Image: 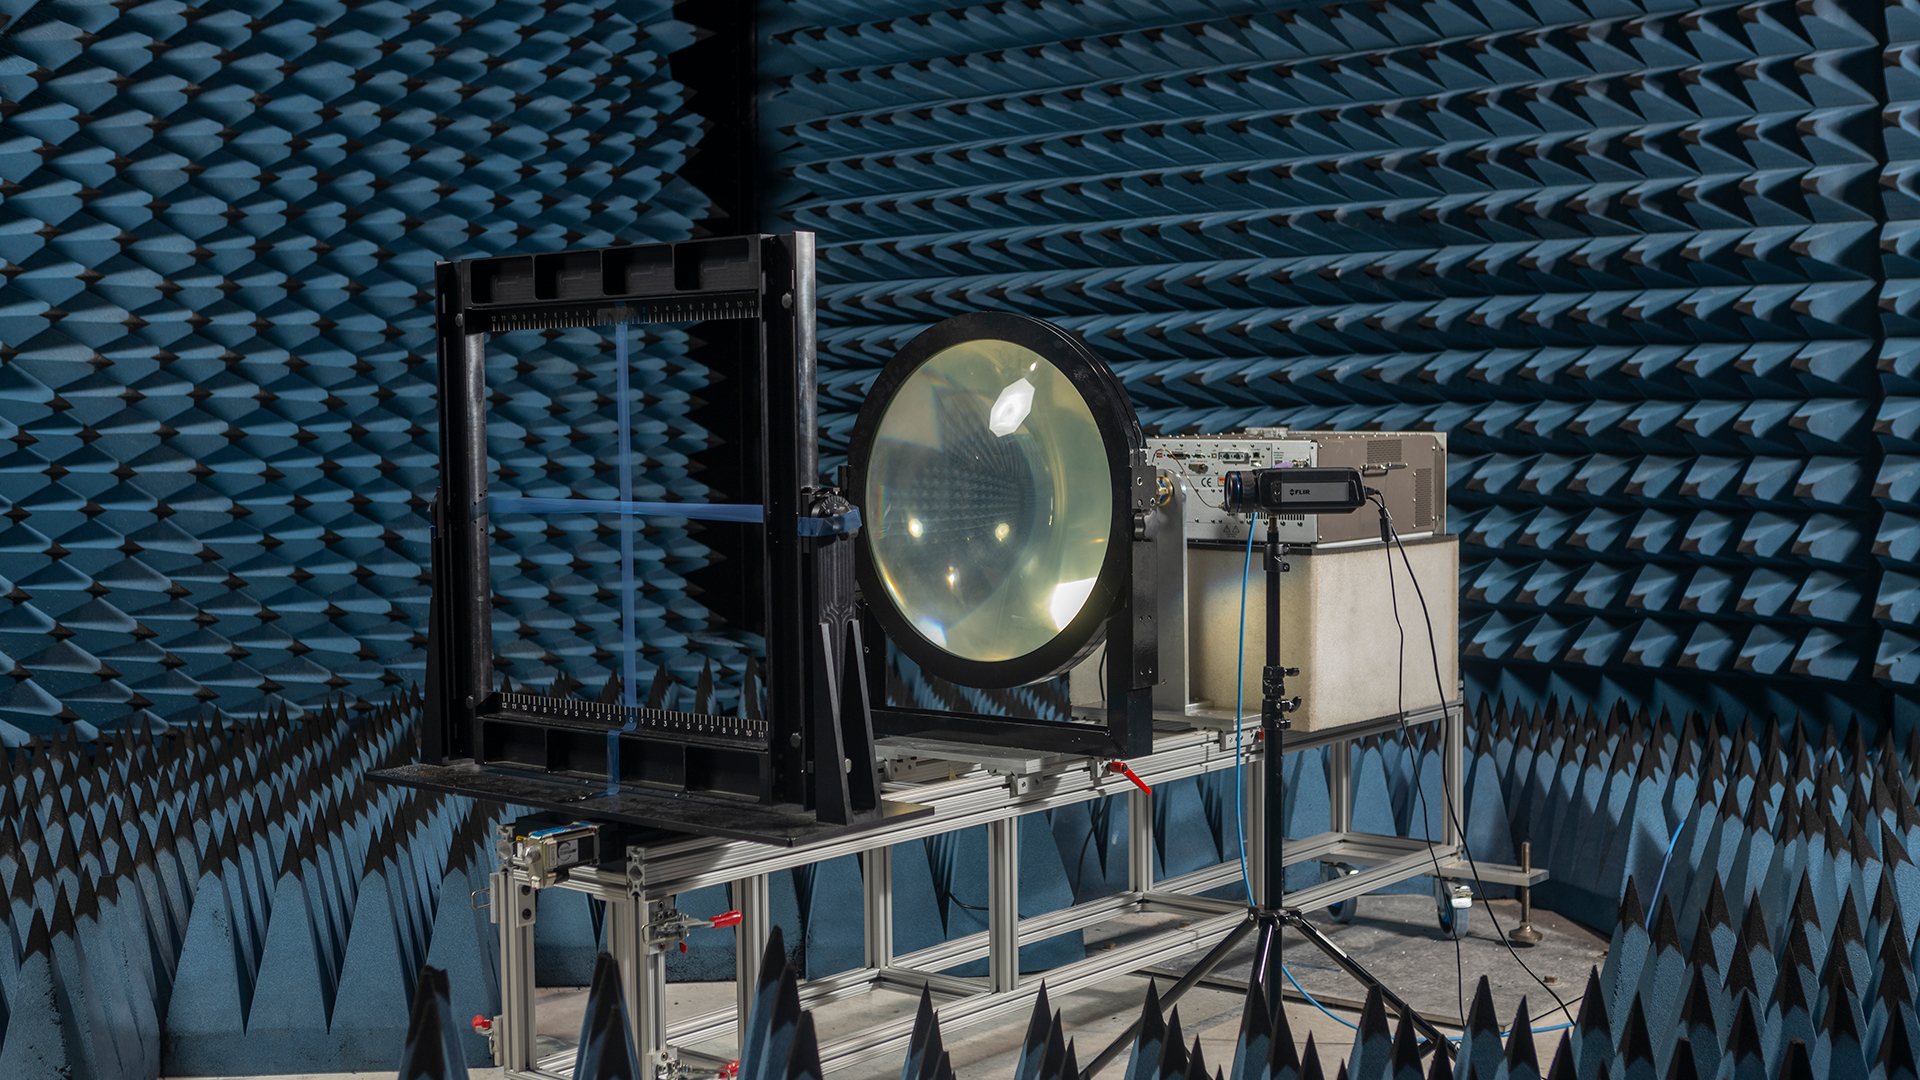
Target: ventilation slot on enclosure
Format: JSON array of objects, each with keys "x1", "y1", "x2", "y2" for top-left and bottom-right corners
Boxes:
[
  {"x1": 1413, "y1": 468, "x2": 1433, "y2": 529},
  {"x1": 1367, "y1": 439, "x2": 1402, "y2": 465}
]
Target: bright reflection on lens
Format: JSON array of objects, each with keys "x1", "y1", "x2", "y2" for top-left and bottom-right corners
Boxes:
[
  {"x1": 1048, "y1": 578, "x2": 1098, "y2": 632},
  {"x1": 866, "y1": 338, "x2": 1111, "y2": 663},
  {"x1": 988, "y1": 378, "x2": 1034, "y2": 437}
]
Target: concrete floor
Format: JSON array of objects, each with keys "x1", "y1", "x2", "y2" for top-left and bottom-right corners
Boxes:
[{"x1": 170, "y1": 896, "x2": 1604, "y2": 1080}]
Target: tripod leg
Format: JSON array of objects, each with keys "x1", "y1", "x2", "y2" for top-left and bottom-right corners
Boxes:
[
  {"x1": 1280, "y1": 910, "x2": 1455, "y2": 1062},
  {"x1": 1085, "y1": 912, "x2": 1260, "y2": 1078},
  {"x1": 1248, "y1": 910, "x2": 1284, "y2": 1010}
]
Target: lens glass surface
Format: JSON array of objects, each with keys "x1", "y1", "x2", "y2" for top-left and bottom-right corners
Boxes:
[{"x1": 865, "y1": 338, "x2": 1113, "y2": 663}]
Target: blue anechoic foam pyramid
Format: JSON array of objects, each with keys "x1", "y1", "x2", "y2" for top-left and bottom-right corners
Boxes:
[
  {"x1": 760, "y1": 0, "x2": 1892, "y2": 725},
  {"x1": 0, "y1": 0, "x2": 710, "y2": 738},
  {"x1": 1478, "y1": 692, "x2": 1920, "y2": 947},
  {"x1": 1881, "y1": 1, "x2": 1920, "y2": 698},
  {"x1": 1476, "y1": 691, "x2": 1920, "y2": 1080},
  {"x1": 0, "y1": 690, "x2": 520, "y2": 1078}
]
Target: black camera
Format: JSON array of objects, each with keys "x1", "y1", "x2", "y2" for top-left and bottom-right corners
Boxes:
[{"x1": 1221, "y1": 466, "x2": 1370, "y2": 515}]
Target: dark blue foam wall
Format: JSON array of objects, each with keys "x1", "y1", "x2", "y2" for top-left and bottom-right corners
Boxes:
[
  {"x1": 760, "y1": 0, "x2": 1904, "y2": 728},
  {"x1": 483, "y1": 325, "x2": 762, "y2": 705},
  {"x1": 0, "y1": 0, "x2": 710, "y2": 739},
  {"x1": 1884, "y1": 3, "x2": 1920, "y2": 692}
]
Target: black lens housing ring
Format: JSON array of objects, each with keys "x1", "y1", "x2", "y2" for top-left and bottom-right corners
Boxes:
[{"x1": 847, "y1": 312, "x2": 1143, "y2": 689}]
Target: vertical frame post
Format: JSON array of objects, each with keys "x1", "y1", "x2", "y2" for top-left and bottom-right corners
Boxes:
[
  {"x1": 604, "y1": 892, "x2": 649, "y2": 1070},
  {"x1": 1150, "y1": 479, "x2": 1188, "y2": 713},
  {"x1": 1443, "y1": 706, "x2": 1463, "y2": 848},
  {"x1": 430, "y1": 260, "x2": 492, "y2": 762},
  {"x1": 1105, "y1": 450, "x2": 1157, "y2": 756},
  {"x1": 607, "y1": 894, "x2": 670, "y2": 1071},
  {"x1": 733, "y1": 874, "x2": 770, "y2": 1041},
  {"x1": 762, "y1": 234, "x2": 816, "y2": 806},
  {"x1": 863, "y1": 846, "x2": 893, "y2": 970},
  {"x1": 987, "y1": 818, "x2": 1020, "y2": 993},
  {"x1": 1128, "y1": 787, "x2": 1153, "y2": 894},
  {"x1": 1328, "y1": 742, "x2": 1353, "y2": 835},
  {"x1": 640, "y1": 899, "x2": 669, "y2": 1069},
  {"x1": 495, "y1": 862, "x2": 537, "y2": 1073}
]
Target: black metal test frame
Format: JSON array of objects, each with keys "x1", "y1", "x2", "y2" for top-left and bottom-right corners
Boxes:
[{"x1": 376, "y1": 232, "x2": 928, "y2": 845}]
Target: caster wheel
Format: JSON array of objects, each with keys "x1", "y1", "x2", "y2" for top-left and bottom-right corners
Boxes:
[
  {"x1": 1323, "y1": 863, "x2": 1360, "y2": 924},
  {"x1": 1436, "y1": 881, "x2": 1472, "y2": 939}
]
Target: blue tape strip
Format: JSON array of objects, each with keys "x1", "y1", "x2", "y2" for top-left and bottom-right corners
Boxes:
[
  {"x1": 796, "y1": 507, "x2": 862, "y2": 536},
  {"x1": 526, "y1": 823, "x2": 591, "y2": 840},
  {"x1": 490, "y1": 495, "x2": 765, "y2": 524}
]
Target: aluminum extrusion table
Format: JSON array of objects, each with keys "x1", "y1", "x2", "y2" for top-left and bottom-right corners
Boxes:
[{"x1": 482, "y1": 699, "x2": 1543, "y2": 1079}]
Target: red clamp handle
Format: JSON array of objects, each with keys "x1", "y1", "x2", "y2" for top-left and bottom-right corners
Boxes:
[
  {"x1": 472, "y1": 1015, "x2": 493, "y2": 1034},
  {"x1": 710, "y1": 910, "x2": 744, "y2": 929},
  {"x1": 1107, "y1": 761, "x2": 1151, "y2": 794},
  {"x1": 718, "y1": 1062, "x2": 741, "y2": 1079}
]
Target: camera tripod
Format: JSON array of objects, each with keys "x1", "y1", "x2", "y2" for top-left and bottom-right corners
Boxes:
[{"x1": 1085, "y1": 519, "x2": 1456, "y2": 1075}]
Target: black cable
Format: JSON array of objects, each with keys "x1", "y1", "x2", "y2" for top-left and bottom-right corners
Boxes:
[
  {"x1": 1371, "y1": 494, "x2": 1467, "y2": 1027},
  {"x1": 1371, "y1": 493, "x2": 1577, "y2": 1025}
]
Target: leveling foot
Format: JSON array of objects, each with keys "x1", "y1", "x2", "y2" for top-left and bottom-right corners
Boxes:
[{"x1": 1507, "y1": 840, "x2": 1544, "y2": 947}]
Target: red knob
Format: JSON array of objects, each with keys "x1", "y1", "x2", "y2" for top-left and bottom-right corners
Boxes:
[{"x1": 472, "y1": 1015, "x2": 492, "y2": 1033}]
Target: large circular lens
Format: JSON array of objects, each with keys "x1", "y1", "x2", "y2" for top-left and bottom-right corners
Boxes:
[
  {"x1": 865, "y1": 338, "x2": 1111, "y2": 662},
  {"x1": 851, "y1": 312, "x2": 1140, "y2": 688}
]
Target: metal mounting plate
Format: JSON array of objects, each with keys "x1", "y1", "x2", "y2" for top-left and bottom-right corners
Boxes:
[{"x1": 873, "y1": 736, "x2": 1080, "y2": 775}]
